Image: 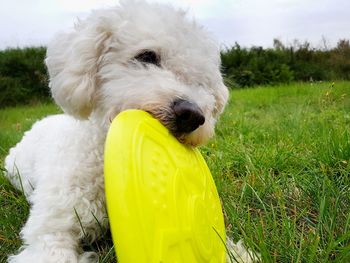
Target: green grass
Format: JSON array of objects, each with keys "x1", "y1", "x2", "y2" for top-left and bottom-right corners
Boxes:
[{"x1": 1, "y1": 82, "x2": 350, "y2": 262}]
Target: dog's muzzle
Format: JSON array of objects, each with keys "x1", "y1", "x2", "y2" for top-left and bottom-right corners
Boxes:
[{"x1": 172, "y1": 99, "x2": 205, "y2": 134}]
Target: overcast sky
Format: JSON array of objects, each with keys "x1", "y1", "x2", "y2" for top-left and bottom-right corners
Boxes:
[{"x1": 0, "y1": 0, "x2": 349, "y2": 50}]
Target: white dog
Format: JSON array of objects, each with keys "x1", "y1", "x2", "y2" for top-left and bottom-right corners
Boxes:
[{"x1": 5, "y1": 1, "x2": 258, "y2": 262}]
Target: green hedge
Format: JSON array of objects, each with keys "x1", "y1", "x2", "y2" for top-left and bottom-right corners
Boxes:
[
  {"x1": 221, "y1": 39, "x2": 350, "y2": 88},
  {"x1": 0, "y1": 47, "x2": 49, "y2": 107}
]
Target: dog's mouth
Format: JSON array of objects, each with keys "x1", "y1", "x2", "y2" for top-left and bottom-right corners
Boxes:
[
  {"x1": 107, "y1": 100, "x2": 205, "y2": 145},
  {"x1": 146, "y1": 99, "x2": 205, "y2": 145}
]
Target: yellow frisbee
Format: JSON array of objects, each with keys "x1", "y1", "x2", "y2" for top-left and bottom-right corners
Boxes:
[{"x1": 104, "y1": 110, "x2": 226, "y2": 263}]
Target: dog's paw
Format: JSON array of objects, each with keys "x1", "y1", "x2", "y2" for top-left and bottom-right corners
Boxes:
[
  {"x1": 226, "y1": 238, "x2": 260, "y2": 263},
  {"x1": 8, "y1": 245, "x2": 79, "y2": 263},
  {"x1": 78, "y1": 252, "x2": 99, "y2": 263}
]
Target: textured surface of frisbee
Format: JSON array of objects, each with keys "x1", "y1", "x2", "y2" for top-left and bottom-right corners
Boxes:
[{"x1": 104, "y1": 110, "x2": 226, "y2": 263}]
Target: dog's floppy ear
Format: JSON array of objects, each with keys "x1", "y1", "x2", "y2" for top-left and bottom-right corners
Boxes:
[{"x1": 45, "y1": 14, "x2": 112, "y2": 119}]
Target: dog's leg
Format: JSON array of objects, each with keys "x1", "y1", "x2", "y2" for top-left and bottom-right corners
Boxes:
[
  {"x1": 8, "y1": 172, "x2": 106, "y2": 263},
  {"x1": 4, "y1": 116, "x2": 107, "y2": 263}
]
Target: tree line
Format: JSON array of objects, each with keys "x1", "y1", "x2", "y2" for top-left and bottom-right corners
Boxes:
[
  {"x1": 221, "y1": 39, "x2": 350, "y2": 87},
  {"x1": 1, "y1": 39, "x2": 350, "y2": 107}
]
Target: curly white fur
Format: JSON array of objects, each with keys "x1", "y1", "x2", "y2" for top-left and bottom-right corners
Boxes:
[{"x1": 4, "y1": 1, "x2": 258, "y2": 262}]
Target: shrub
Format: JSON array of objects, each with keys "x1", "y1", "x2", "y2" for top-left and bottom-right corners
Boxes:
[
  {"x1": 0, "y1": 47, "x2": 50, "y2": 107},
  {"x1": 221, "y1": 39, "x2": 350, "y2": 88}
]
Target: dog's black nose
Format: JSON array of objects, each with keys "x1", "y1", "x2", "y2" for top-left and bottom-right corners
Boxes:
[{"x1": 172, "y1": 99, "x2": 205, "y2": 133}]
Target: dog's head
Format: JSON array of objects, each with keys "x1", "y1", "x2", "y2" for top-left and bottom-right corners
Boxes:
[{"x1": 46, "y1": 0, "x2": 228, "y2": 146}]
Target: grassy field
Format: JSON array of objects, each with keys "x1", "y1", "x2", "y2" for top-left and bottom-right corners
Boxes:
[{"x1": 1, "y1": 82, "x2": 349, "y2": 262}]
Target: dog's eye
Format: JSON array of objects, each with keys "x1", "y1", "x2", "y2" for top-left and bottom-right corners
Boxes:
[{"x1": 134, "y1": 51, "x2": 160, "y2": 67}]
